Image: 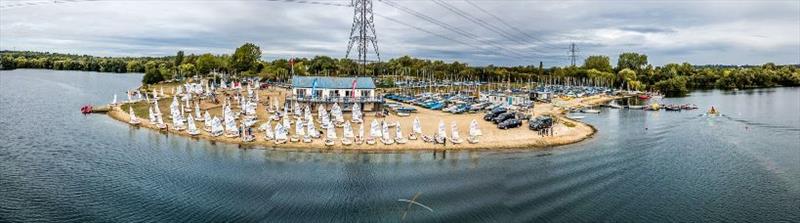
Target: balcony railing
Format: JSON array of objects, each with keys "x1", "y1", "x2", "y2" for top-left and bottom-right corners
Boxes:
[{"x1": 287, "y1": 95, "x2": 384, "y2": 103}]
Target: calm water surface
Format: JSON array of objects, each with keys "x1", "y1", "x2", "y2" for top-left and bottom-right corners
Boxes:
[{"x1": 1, "y1": 69, "x2": 799, "y2": 222}]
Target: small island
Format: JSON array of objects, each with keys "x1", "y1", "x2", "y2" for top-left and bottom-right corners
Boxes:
[{"x1": 107, "y1": 76, "x2": 620, "y2": 151}]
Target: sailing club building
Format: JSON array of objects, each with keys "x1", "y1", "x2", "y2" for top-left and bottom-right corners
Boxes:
[{"x1": 288, "y1": 76, "x2": 383, "y2": 111}]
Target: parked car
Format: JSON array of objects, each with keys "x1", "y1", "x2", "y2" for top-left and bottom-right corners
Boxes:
[
  {"x1": 493, "y1": 112, "x2": 517, "y2": 124},
  {"x1": 484, "y1": 108, "x2": 507, "y2": 121},
  {"x1": 528, "y1": 116, "x2": 554, "y2": 130},
  {"x1": 498, "y1": 118, "x2": 522, "y2": 129}
]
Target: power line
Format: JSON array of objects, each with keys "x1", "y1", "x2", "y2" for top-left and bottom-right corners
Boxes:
[
  {"x1": 463, "y1": 0, "x2": 566, "y2": 50},
  {"x1": 431, "y1": 0, "x2": 566, "y2": 60},
  {"x1": 345, "y1": 0, "x2": 380, "y2": 75},
  {"x1": 378, "y1": 0, "x2": 535, "y2": 60},
  {"x1": 569, "y1": 42, "x2": 578, "y2": 66},
  {"x1": 0, "y1": 0, "x2": 352, "y2": 9}
]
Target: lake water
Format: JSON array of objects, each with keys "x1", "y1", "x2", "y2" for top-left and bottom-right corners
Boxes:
[{"x1": 1, "y1": 69, "x2": 798, "y2": 222}]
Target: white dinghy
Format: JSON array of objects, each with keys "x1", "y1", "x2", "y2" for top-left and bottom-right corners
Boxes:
[
  {"x1": 210, "y1": 116, "x2": 223, "y2": 136},
  {"x1": 435, "y1": 120, "x2": 447, "y2": 144},
  {"x1": 291, "y1": 118, "x2": 304, "y2": 143},
  {"x1": 325, "y1": 125, "x2": 337, "y2": 146},
  {"x1": 303, "y1": 116, "x2": 315, "y2": 143},
  {"x1": 148, "y1": 106, "x2": 156, "y2": 123},
  {"x1": 261, "y1": 121, "x2": 274, "y2": 141},
  {"x1": 367, "y1": 119, "x2": 380, "y2": 145},
  {"x1": 395, "y1": 121, "x2": 407, "y2": 144},
  {"x1": 342, "y1": 121, "x2": 354, "y2": 145},
  {"x1": 186, "y1": 115, "x2": 199, "y2": 136},
  {"x1": 468, "y1": 119, "x2": 481, "y2": 144},
  {"x1": 224, "y1": 108, "x2": 239, "y2": 138},
  {"x1": 410, "y1": 117, "x2": 422, "y2": 140},
  {"x1": 351, "y1": 103, "x2": 363, "y2": 123},
  {"x1": 194, "y1": 102, "x2": 204, "y2": 121},
  {"x1": 380, "y1": 120, "x2": 395, "y2": 145},
  {"x1": 450, "y1": 121, "x2": 464, "y2": 144},
  {"x1": 274, "y1": 123, "x2": 287, "y2": 144},
  {"x1": 355, "y1": 122, "x2": 365, "y2": 145},
  {"x1": 128, "y1": 106, "x2": 141, "y2": 125},
  {"x1": 241, "y1": 123, "x2": 255, "y2": 142},
  {"x1": 156, "y1": 113, "x2": 167, "y2": 130}
]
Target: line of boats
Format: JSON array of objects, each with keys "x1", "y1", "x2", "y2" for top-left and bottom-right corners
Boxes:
[
  {"x1": 384, "y1": 92, "x2": 522, "y2": 115},
  {"x1": 124, "y1": 81, "x2": 485, "y2": 146},
  {"x1": 604, "y1": 101, "x2": 699, "y2": 111}
]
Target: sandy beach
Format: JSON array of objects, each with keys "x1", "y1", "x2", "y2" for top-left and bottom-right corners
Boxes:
[{"x1": 109, "y1": 86, "x2": 620, "y2": 151}]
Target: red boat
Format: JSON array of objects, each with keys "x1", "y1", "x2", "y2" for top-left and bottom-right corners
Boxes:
[
  {"x1": 638, "y1": 95, "x2": 651, "y2": 100},
  {"x1": 80, "y1": 105, "x2": 93, "y2": 114}
]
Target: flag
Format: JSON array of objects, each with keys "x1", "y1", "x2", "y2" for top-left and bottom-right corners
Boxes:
[
  {"x1": 351, "y1": 79, "x2": 357, "y2": 99},
  {"x1": 311, "y1": 78, "x2": 318, "y2": 99}
]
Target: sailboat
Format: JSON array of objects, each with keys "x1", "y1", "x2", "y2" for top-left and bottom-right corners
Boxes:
[
  {"x1": 355, "y1": 122, "x2": 365, "y2": 145},
  {"x1": 274, "y1": 123, "x2": 287, "y2": 144},
  {"x1": 293, "y1": 101, "x2": 302, "y2": 117},
  {"x1": 332, "y1": 103, "x2": 345, "y2": 127},
  {"x1": 282, "y1": 116, "x2": 291, "y2": 135},
  {"x1": 172, "y1": 112, "x2": 186, "y2": 131},
  {"x1": 155, "y1": 112, "x2": 167, "y2": 130},
  {"x1": 194, "y1": 102, "x2": 204, "y2": 121},
  {"x1": 307, "y1": 116, "x2": 319, "y2": 139},
  {"x1": 209, "y1": 116, "x2": 223, "y2": 136},
  {"x1": 203, "y1": 111, "x2": 211, "y2": 124},
  {"x1": 320, "y1": 109, "x2": 332, "y2": 129},
  {"x1": 367, "y1": 119, "x2": 380, "y2": 145},
  {"x1": 395, "y1": 121, "x2": 407, "y2": 144},
  {"x1": 303, "y1": 116, "x2": 315, "y2": 143},
  {"x1": 435, "y1": 120, "x2": 447, "y2": 144},
  {"x1": 450, "y1": 121, "x2": 463, "y2": 144},
  {"x1": 267, "y1": 98, "x2": 277, "y2": 113},
  {"x1": 184, "y1": 95, "x2": 192, "y2": 112},
  {"x1": 148, "y1": 106, "x2": 156, "y2": 123},
  {"x1": 325, "y1": 125, "x2": 337, "y2": 146},
  {"x1": 241, "y1": 123, "x2": 255, "y2": 142},
  {"x1": 224, "y1": 108, "x2": 239, "y2": 138},
  {"x1": 203, "y1": 114, "x2": 213, "y2": 132},
  {"x1": 380, "y1": 120, "x2": 395, "y2": 145},
  {"x1": 128, "y1": 106, "x2": 140, "y2": 125},
  {"x1": 468, "y1": 119, "x2": 481, "y2": 144},
  {"x1": 112, "y1": 94, "x2": 117, "y2": 105},
  {"x1": 351, "y1": 103, "x2": 363, "y2": 123},
  {"x1": 186, "y1": 115, "x2": 199, "y2": 136},
  {"x1": 317, "y1": 104, "x2": 327, "y2": 122},
  {"x1": 263, "y1": 121, "x2": 274, "y2": 141},
  {"x1": 410, "y1": 117, "x2": 422, "y2": 140},
  {"x1": 291, "y1": 118, "x2": 304, "y2": 142},
  {"x1": 342, "y1": 121, "x2": 354, "y2": 145}
]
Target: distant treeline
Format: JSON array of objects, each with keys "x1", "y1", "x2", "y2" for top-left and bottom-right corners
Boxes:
[{"x1": 2, "y1": 44, "x2": 799, "y2": 96}]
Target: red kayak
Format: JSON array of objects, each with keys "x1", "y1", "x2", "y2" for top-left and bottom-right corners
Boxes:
[
  {"x1": 638, "y1": 95, "x2": 651, "y2": 100},
  {"x1": 80, "y1": 105, "x2": 93, "y2": 114}
]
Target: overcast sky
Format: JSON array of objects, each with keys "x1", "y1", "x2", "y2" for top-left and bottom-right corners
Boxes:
[{"x1": 1, "y1": 0, "x2": 798, "y2": 66}]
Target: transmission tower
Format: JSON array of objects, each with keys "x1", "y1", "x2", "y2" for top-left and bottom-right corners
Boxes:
[
  {"x1": 345, "y1": 0, "x2": 380, "y2": 75},
  {"x1": 568, "y1": 42, "x2": 578, "y2": 67}
]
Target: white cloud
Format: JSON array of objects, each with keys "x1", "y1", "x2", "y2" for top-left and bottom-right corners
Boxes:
[{"x1": 1, "y1": 0, "x2": 798, "y2": 66}]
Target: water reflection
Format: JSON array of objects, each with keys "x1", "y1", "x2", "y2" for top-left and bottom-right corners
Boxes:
[{"x1": 2, "y1": 70, "x2": 798, "y2": 222}]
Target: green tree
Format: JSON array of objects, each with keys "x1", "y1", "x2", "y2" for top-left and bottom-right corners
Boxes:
[
  {"x1": 231, "y1": 43, "x2": 261, "y2": 73},
  {"x1": 175, "y1": 51, "x2": 184, "y2": 67},
  {"x1": 142, "y1": 61, "x2": 164, "y2": 84},
  {"x1": 654, "y1": 76, "x2": 689, "y2": 96},
  {"x1": 195, "y1": 53, "x2": 219, "y2": 75},
  {"x1": 179, "y1": 63, "x2": 196, "y2": 77},
  {"x1": 617, "y1": 52, "x2": 648, "y2": 72},
  {"x1": 583, "y1": 55, "x2": 612, "y2": 73}
]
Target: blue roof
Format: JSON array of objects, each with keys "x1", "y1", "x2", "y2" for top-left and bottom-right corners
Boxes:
[{"x1": 291, "y1": 76, "x2": 376, "y2": 89}]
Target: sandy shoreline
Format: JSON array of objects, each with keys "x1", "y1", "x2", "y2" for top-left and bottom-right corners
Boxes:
[{"x1": 108, "y1": 88, "x2": 620, "y2": 152}]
